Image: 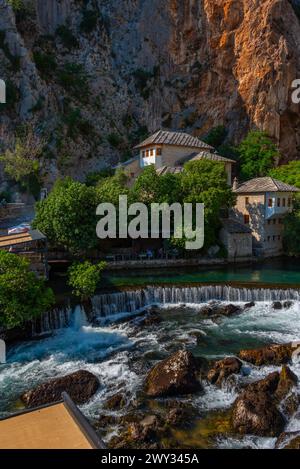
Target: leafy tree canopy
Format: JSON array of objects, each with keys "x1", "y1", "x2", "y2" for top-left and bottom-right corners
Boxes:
[
  {"x1": 33, "y1": 178, "x2": 98, "y2": 255},
  {"x1": 238, "y1": 130, "x2": 279, "y2": 180},
  {"x1": 132, "y1": 165, "x2": 182, "y2": 205},
  {"x1": 269, "y1": 161, "x2": 300, "y2": 188},
  {"x1": 0, "y1": 251, "x2": 54, "y2": 329},
  {"x1": 96, "y1": 169, "x2": 131, "y2": 205},
  {"x1": 68, "y1": 261, "x2": 107, "y2": 299},
  {"x1": 181, "y1": 160, "x2": 236, "y2": 247}
]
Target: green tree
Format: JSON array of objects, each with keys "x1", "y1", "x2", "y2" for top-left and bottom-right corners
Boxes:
[
  {"x1": 203, "y1": 126, "x2": 227, "y2": 148},
  {"x1": 268, "y1": 161, "x2": 300, "y2": 188},
  {"x1": 68, "y1": 261, "x2": 106, "y2": 299},
  {"x1": 33, "y1": 178, "x2": 98, "y2": 255},
  {"x1": 238, "y1": 130, "x2": 279, "y2": 180},
  {"x1": 132, "y1": 165, "x2": 182, "y2": 205},
  {"x1": 181, "y1": 160, "x2": 236, "y2": 248},
  {"x1": 283, "y1": 195, "x2": 300, "y2": 256},
  {"x1": 0, "y1": 127, "x2": 44, "y2": 198},
  {"x1": 96, "y1": 169, "x2": 130, "y2": 205},
  {"x1": 0, "y1": 251, "x2": 54, "y2": 329}
]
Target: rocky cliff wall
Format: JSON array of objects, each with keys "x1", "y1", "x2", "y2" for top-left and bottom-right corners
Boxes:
[{"x1": 0, "y1": 0, "x2": 299, "y2": 187}]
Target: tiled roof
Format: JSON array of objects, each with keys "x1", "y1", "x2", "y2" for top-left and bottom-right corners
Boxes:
[
  {"x1": 134, "y1": 130, "x2": 213, "y2": 150},
  {"x1": 221, "y1": 219, "x2": 252, "y2": 234},
  {"x1": 189, "y1": 150, "x2": 236, "y2": 164},
  {"x1": 156, "y1": 166, "x2": 183, "y2": 176},
  {"x1": 113, "y1": 155, "x2": 139, "y2": 169},
  {"x1": 234, "y1": 177, "x2": 299, "y2": 193}
]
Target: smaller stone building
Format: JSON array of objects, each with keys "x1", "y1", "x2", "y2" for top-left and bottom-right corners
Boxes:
[
  {"x1": 220, "y1": 219, "x2": 253, "y2": 260},
  {"x1": 232, "y1": 177, "x2": 299, "y2": 257}
]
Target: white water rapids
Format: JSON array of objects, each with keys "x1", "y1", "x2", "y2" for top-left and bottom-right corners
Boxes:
[{"x1": 1, "y1": 285, "x2": 300, "y2": 449}]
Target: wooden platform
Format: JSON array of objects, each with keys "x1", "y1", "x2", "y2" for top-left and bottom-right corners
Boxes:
[{"x1": 0, "y1": 393, "x2": 105, "y2": 450}]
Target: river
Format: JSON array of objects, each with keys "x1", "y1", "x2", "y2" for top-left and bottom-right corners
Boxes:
[{"x1": 1, "y1": 261, "x2": 300, "y2": 449}]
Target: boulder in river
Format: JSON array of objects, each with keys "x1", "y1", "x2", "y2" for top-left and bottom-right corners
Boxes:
[
  {"x1": 276, "y1": 431, "x2": 300, "y2": 449},
  {"x1": 207, "y1": 357, "x2": 242, "y2": 387},
  {"x1": 232, "y1": 366, "x2": 298, "y2": 437},
  {"x1": 21, "y1": 370, "x2": 99, "y2": 407},
  {"x1": 232, "y1": 389, "x2": 285, "y2": 437},
  {"x1": 144, "y1": 350, "x2": 203, "y2": 398},
  {"x1": 272, "y1": 301, "x2": 283, "y2": 310},
  {"x1": 238, "y1": 342, "x2": 297, "y2": 366},
  {"x1": 244, "y1": 302, "x2": 255, "y2": 310},
  {"x1": 104, "y1": 393, "x2": 127, "y2": 410},
  {"x1": 274, "y1": 365, "x2": 298, "y2": 402},
  {"x1": 199, "y1": 304, "x2": 242, "y2": 318}
]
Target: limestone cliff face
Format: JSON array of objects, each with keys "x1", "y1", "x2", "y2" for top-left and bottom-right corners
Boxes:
[{"x1": 0, "y1": 0, "x2": 300, "y2": 187}]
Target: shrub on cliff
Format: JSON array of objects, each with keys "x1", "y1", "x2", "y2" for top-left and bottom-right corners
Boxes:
[
  {"x1": 0, "y1": 251, "x2": 54, "y2": 329},
  {"x1": 238, "y1": 131, "x2": 279, "y2": 180},
  {"x1": 33, "y1": 178, "x2": 98, "y2": 255},
  {"x1": 68, "y1": 261, "x2": 107, "y2": 299}
]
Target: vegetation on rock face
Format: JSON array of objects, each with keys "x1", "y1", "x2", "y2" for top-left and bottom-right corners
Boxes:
[
  {"x1": 0, "y1": 126, "x2": 43, "y2": 198},
  {"x1": 0, "y1": 251, "x2": 54, "y2": 329},
  {"x1": 33, "y1": 178, "x2": 99, "y2": 255},
  {"x1": 68, "y1": 260, "x2": 106, "y2": 299},
  {"x1": 33, "y1": 51, "x2": 57, "y2": 77},
  {"x1": 269, "y1": 161, "x2": 300, "y2": 188},
  {"x1": 203, "y1": 126, "x2": 228, "y2": 148},
  {"x1": 56, "y1": 25, "x2": 79, "y2": 50},
  {"x1": 238, "y1": 131, "x2": 279, "y2": 180},
  {"x1": 57, "y1": 63, "x2": 89, "y2": 100}
]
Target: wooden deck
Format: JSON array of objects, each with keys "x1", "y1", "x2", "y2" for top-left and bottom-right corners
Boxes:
[{"x1": 0, "y1": 394, "x2": 105, "y2": 449}]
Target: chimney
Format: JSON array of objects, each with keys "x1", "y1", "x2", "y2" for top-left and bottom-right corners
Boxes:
[{"x1": 232, "y1": 177, "x2": 239, "y2": 191}]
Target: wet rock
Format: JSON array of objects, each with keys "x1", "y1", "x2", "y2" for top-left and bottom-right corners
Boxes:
[
  {"x1": 232, "y1": 366, "x2": 298, "y2": 438},
  {"x1": 21, "y1": 370, "x2": 99, "y2": 407},
  {"x1": 97, "y1": 414, "x2": 119, "y2": 428},
  {"x1": 144, "y1": 350, "x2": 203, "y2": 398},
  {"x1": 244, "y1": 302, "x2": 255, "y2": 310},
  {"x1": 275, "y1": 431, "x2": 300, "y2": 449},
  {"x1": 272, "y1": 301, "x2": 283, "y2": 310},
  {"x1": 207, "y1": 357, "x2": 242, "y2": 387},
  {"x1": 274, "y1": 365, "x2": 298, "y2": 402},
  {"x1": 134, "y1": 312, "x2": 162, "y2": 328},
  {"x1": 199, "y1": 305, "x2": 214, "y2": 317},
  {"x1": 283, "y1": 301, "x2": 293, "y2": 309},
  {"x1": 247, "y1": 371, "x2": 280, "y2": 394},
  {"x1": 238, "y1": 343, "x2": 296, "y2": 366},
  {"x1": 232, "y1": 389, "x2": 285, "y2": 437},
  {"x1": 199, "y1": 304, "x2": 242, "y2": 318},
  {"x1": 109, "y1": 413, "x2": 163, "y2": 449},
  {"x1": 104, "y1": 393, "x2": 127, "y2": 410},
  {"x1": 219, "y1": 304, "x2": 242, "y2": 317},
  {"x1": 165, "y1": 404, "x2": 195, "y2": 427},
  {"x1": 281, "y1": 393, "x2": 300, "y2": 418}
]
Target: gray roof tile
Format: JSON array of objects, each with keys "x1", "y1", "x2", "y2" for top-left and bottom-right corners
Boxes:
[
  {"x1": 234, "y1": 177, "x2": 299, "y2": 193},
  {"x1": 134, "y1": 130, "x2": 213, "y2": 150}
]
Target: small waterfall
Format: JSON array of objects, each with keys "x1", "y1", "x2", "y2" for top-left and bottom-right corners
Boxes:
[
  {"x1": 32, "y1": 304, "x2": 73, "y2": 335},
  {"x1": 91, "y1": 285, "x2": 300, "y2": 319},
  {"x1": 33, "y1": 285, "x2": 300, "y2": 334}
]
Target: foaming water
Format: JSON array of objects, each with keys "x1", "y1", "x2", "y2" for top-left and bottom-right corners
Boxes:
[{"x1": 1, "y1": 286, "x2": 300, "y2": 448}]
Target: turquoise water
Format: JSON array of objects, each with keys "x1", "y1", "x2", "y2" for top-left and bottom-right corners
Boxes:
[{"x1": 103, "y1": 258, "x2": 300, "y2": 288}]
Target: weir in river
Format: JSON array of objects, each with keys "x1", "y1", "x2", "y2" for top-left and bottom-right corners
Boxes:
[{"x1": 34, "y1": 285, "x2": 300, "y2": 333}]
